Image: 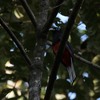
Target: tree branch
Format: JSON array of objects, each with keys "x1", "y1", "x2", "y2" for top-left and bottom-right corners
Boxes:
[
  {"x1": 28, "y1": 0, "x2": 49, "y2": 100},
  {"x1": 44, "y1": 0, "x2": 84, "y2": 99},
  {"x1": 0, "y1": 17, "x2": 33, "y2": 69},
  {"x1": 19, "y1": 0, "x2": 37, "y2": 29},
  {"x1": 74, "y1": 54, "x2": 100, "y2": 70},
  {"x1": 41, "y1": 0, "x2": 64, "y2": 35},
  {"x1": 47, "y1": 41, "x2": 100, "y2": 70}
]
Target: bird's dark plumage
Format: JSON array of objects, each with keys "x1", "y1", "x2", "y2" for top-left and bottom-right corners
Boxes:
[{"x1": 52, "y1": 29, "x2": 76, "y2": 83}]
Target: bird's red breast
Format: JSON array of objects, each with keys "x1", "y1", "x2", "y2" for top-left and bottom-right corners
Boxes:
[{"x1": 52, "y1": 41, "x2": 71, "y2": 67}]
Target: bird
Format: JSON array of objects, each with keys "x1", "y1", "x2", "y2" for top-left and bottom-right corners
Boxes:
[{"x1": 52, "y1": 29, "x2": 76, "y2": 83}]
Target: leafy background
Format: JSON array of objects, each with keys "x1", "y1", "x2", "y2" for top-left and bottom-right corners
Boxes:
[{"x1": 0, "y1": 0, "x2": 100, "y2": 100}]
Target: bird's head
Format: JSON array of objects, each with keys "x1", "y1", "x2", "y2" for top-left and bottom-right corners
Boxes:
[{"x1": 51, "y1": 28, "x2": 63, "y2": 45}]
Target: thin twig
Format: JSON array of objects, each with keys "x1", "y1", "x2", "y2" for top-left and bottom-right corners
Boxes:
[
  {"x1": 19, "y1": 0, "x2": 37, "y2": 29},
  {"x1": 0, "y1": 17, "x2": 33, "y2": 69},
  {"x1": 47, "y1": 41, "x2": 100, "y2": 70},
  {"x1": 41, "y1": 0, "x2": 64, "y2": 35},
  {"x1": 74, "y1": 54, "x2": 100, "y2": 69},
  {"x1": 50, "y1": 2, "x2": 64, "y2": 10},
  {"x1": 44, "y1": 0, "x2": 84, "y2": 100}
]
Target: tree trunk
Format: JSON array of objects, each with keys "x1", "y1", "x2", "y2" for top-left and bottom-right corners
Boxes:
[{"x1": 29, "y1": 0, "x2": 49, "y2": 100}]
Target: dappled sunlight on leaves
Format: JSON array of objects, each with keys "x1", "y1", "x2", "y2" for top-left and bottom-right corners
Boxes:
[{"x1": 0, "y1": 0, "x2": 100, "y2": 100}]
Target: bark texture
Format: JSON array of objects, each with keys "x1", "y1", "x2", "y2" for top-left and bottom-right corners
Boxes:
[{"x1": 29, "y1": 0, "x2": 49, "y2": 100}]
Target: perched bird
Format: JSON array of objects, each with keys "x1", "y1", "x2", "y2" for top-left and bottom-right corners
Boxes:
[{"x1": 52, "y1": 29, "x2": 76, "y2": 83}]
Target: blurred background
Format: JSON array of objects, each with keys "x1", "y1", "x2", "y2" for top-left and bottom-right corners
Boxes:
[{"x1": 0, "y1": 0, "x2": 100, "y2": 100}]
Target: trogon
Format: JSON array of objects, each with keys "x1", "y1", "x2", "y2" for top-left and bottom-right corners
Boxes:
[{"x1": 52, "y1": 29, "x2": 76, "y2": 83}]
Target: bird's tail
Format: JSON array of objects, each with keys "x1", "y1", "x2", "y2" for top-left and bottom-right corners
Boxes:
[{"x1": 67, "y1": 58, "x2": 76, "y2": 83}]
